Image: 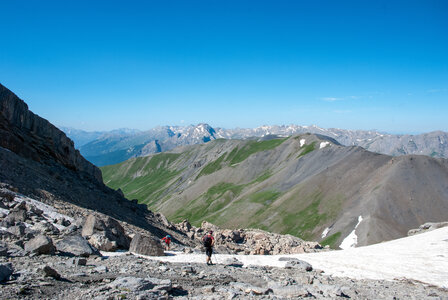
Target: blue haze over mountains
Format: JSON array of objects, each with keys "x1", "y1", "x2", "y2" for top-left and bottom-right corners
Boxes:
[{"x1": 61, "y1": 124, "x2": 448, "y2": 167}]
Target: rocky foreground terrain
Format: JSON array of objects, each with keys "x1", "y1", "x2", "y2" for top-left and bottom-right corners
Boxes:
[{"x1": 2, "y1": 185, "x2": 448, "y2": 299}]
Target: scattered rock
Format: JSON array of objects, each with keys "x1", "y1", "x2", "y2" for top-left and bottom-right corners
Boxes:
[
  {"x1": 2, "y1": 207, "x2": 27, "y2": 225},
  {"x1": 147, "y1": 277, "x2": 172, "y2": 291},
  {"x1": 181, "y1": 265, "x2": 196, "y2": 274},
  {"x1": 94, "y1": 265, "x2": 108, "y2": 273},
  {"x1": 129, "y1": 233, "x2": 164, "y2": 256},
  {"x1": 108, "y1": 276, "x2": 154, "y2": 291},
  {"x1": 223, "y1": 257, "x2": 244, "y2": 267},
  {"x1": 0, "y1": 242, "x2": 8, "y2": 256},
  {"x1": 32, "y1": 221, "x2": 60, "y2": 235},
  {"x1": 284, "y1": 259, "x2": 313, "y2": 271},
  {"x1": 72, "y1": 257, "x2": 87, "y2": 266},
  {"x1": 24, "y1": 234, "x2": 55, "y2": 255},
  {"x1": 408, "y1": 222, "x2": 448, "y2": 236},
  {"x1": 6, "y1": 223, "x2": 26, "y2": 236}
]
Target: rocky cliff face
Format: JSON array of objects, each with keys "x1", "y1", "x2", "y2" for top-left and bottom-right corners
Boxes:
[
  {"x1": 0, "y1": 84, "x2": 101, "y2": 182},
  {"x1": 0, "y1": 83, "x2": 193, "y2": 247}
]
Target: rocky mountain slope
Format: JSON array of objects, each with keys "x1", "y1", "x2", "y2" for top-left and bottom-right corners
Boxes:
[
  {"x1": 101, "y1": 134, "x2": 448, "y2": 248},
  {"x1": 63, "y1": 124, "x2": 448, "y2": 166},
  {"x1": 0, "y1": 83, "x2": 190, "y2": 244}
]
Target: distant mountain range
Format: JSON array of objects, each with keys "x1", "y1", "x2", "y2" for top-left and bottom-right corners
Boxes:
[
  {"x1": 60, "y1": 124, "x2": 448, "y2": 166},
  {"x1": 100, "y1": 134, "x2": 448, "y2": 248}
]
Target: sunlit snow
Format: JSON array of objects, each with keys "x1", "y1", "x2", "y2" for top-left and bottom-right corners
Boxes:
[
  {"x1": 339, "y1": 215, "x2": 363, "y2": 249},
  {"x1": 300, "y1": 139, "x2": 306, "y2": 147},
  {"x1": 319, "y1": 141, "x2": 330, "y2": 149},
  {"x1": 108, "y1": 226, "x2": 448, "y2": 288},
  {"x1": 321, "y1": 227, "x2": 330, "y2": 239}
]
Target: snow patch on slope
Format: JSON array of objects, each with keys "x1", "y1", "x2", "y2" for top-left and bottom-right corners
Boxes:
[
  {"x1": 320, "y1": 141, "x2": 330, "y2": 149},
  {"x1": 300, "y1": 139, "x2": 306, "y2": 147},
  {"x1": 339, "y1": 216, "x2": 363, "y2": 249},
  {"x1": 321, "y1": 227, "x2": 330, "y2": 239}
]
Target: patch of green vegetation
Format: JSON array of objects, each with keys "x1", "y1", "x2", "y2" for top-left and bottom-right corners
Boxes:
[
  {"x1": 196, "y1": 153, "x2": 227, "y2": 179},
  {"x1": 170, "y1": 182, "x2": 246, "y2": 226},
  {"x1": 248, "y1": 190, "x2": 281, "y2": 205},
  {"x1": 252, "y1": 171, "x2": 273, "y2": 184},
  {"x1": 282, "y1": 198, "x2": 325, "y2": 240},
  {"x1": 297, "y1": 141, "x2": 316, "y2": 158},
  {"x1": 101, "y1": 153, "x2": 182, "y2": 205},
  {"x1": 320, "y1": 232, "x2": 342, "y2": 249},
  {"x1": 226, "y1": 138, "x2": 288, "y2": 165}
]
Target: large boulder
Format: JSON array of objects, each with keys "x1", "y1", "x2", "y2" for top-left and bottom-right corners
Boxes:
[
  {"x1": 55, "y1": 234, "x2": 100, "y2": 257},
  {"x1": 129, "y1": 233, "x2": 164, "y2": 256},
  {"x1": 24, "y1": 235, "x2": 55, "y2": 255},
  {"x1": 2, "y1": 207, "x2": 27, "y2": 226},
  {"x1": 82, "y1": 215, "x2": 130, "y2": 251},
  {"x1": 0, "y1": 263, "x2": 14, "y2": 282}
]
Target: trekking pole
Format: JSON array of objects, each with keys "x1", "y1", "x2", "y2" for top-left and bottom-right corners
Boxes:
[{"x1": 212, "y1": 248, "x2": 217, "y2": 265}]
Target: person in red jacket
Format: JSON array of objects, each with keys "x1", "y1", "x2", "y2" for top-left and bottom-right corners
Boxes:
[{"x1": 161, "y1": 235, "x2": 171, "y2": 251}]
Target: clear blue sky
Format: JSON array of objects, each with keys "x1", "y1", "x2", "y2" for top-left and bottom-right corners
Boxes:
[{"x1": 1, "y1": 0, "x2": 447, "y2": 133}]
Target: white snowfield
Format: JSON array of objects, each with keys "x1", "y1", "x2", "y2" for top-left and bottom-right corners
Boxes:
[{"x1": 126, "y1": 227, "x2": 448, "y2": 289}]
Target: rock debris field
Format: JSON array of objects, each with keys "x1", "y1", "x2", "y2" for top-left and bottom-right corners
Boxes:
[{"x1": 1, "y1": 185, "x2": 448, "y2": 299}]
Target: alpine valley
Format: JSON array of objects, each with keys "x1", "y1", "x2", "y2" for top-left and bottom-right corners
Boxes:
[{"x1": 100, "y1": 134, "x2": 448, "y2": 248}]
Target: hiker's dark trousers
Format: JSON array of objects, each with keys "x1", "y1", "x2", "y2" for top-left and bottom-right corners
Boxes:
[{"x1": 205, "y1": 246, "x2": 213, "y2": 257}]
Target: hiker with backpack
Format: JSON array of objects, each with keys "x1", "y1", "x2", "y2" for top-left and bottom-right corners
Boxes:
[
  {"x1": 161, "y1": 235, "x2": 171, "y2": 251},
  {"x1": 202, "y1": 230, "x2": 215, "y2": 265}
]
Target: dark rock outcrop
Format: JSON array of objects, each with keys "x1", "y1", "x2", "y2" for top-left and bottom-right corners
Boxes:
[
  {"x1": 0, "y1": 84, "x2": 188, "y2": 247},
  {"x1": 0, "y1": 83, "x2": 101, "y2": 182}
]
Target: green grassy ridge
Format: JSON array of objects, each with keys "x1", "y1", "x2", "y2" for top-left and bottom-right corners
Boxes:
[
  {"x1": 226, "y1": 138, "x2": 289, "y2": 166},
  {"x1": 297, "y1": 141, "x2": 317, "y2": 158},
  {"x1": 196, "y1": 138, "x2": 287, "y2": 179},
  {"x1": 240, "y1": 189, "x2": 344, "y2": 241},
  {"x1": 170, "y1": 182, "x2": 247, "y2": 226},
  {"x1": 196, "y1": 153, "x2": 227, "y2": 179},
  {"x1": 101, "y1": 153, "x2": 182, "y2": 204}
]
